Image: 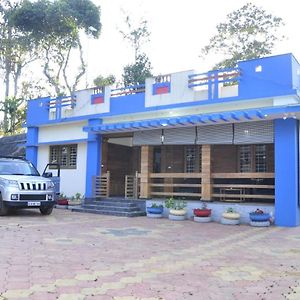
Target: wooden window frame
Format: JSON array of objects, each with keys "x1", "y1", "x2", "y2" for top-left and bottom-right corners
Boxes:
[{"x1": 49, "y1": 144, "x2": 77, "y2": 169}]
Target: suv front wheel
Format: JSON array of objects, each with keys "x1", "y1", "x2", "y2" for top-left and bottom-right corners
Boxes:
[
  {"x1": 0, "y1": 194, "x2": 8, "y2": 216},
  {"x1": 40, "y1": 206, "x2": 54, "y2": 215}
]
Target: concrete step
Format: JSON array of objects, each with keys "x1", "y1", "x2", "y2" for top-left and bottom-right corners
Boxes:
[
  {"x1": 82, "y1": 204, "x2": 140, "y2": 212},
  {"x1": 85, "y1": 201, "x2": 138, "y2": 208},
  {"x1": 70, "y1": 206, "x2": 146, "y2": 217}
]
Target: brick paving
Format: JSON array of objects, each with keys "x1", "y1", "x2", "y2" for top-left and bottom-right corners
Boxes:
[{"x1": 0, "y1": 209, "x2": 299, "y2": 300}]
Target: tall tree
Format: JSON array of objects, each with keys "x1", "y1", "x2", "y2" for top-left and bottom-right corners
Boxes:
[
  {"x1": 120, "y1": 15, "x2": 152, "y2": 86},
  {"x1": 11, "y1": 0, "x2": 101, "y2": 96},
  {"x1": 93, "y1": 74, "x2": 116, "y2": 87},
  {"x1": 201, "y1": 2, "x2": 285, "y2": 69},
  {"x1": 0, "y1": 0, "x2": 38, "y2": 134}
]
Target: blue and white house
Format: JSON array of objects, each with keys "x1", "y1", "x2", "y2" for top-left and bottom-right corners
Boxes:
[{"x1": 26, "y1": 53, "x2": 300, "y2": 227}]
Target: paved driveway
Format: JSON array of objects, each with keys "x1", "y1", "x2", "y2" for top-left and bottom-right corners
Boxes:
[{"x1": 0, "y1": 209, "x2": 299, "y2": 300}]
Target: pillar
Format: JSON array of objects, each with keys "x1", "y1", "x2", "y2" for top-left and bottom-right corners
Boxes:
[
  {"x1": 201, "y1": 144, "x2": 212, "y2": 200},
  {"x1": 140, "y1": 145, "x2": 153, "y2": 198},
  {"x1": 26, "y1": 127, "x2": 39, "y2": 167},
  {"x1": 85, "y1": 119, "x2": 102, "y2": 199},
  {"x1": 274, "y1": 119, "x2": 300, "y2": 227}
]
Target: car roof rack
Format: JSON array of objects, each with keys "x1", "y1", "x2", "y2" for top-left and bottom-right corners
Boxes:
[{"x1": 0, "y1": 156, "x2": 26, "y2": 160}]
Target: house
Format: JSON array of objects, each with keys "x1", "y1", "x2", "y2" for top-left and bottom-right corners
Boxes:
[{"x1": 26, "y1": 53, "x2": 300, "y2": 227}]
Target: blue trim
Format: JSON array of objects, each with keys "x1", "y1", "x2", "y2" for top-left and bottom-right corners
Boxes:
[
  {"x1": 275, "y1": 119, "x2": 300, "y2": 227},
  {"x1": 85, "y1": 119, "x2": 102, "y2": 198},
  {"x1": 26, "y1": 127, "x2": 39, "y2": 167},
  {"x1": 83, "y1": 105, "x2": 300, "y2": 133},
  {"x1": 38, "y1": 138, "x2": 87, "y2": 145},
  {"x1": 152, "y1": 82, "x2": 171, "y2": 95},
  {"x1": 91, "y1": 93, "x2": 104, "y2": 105}
]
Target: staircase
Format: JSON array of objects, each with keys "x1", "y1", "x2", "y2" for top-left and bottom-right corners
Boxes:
[{"x1": 70, "y1": 198, "x2": 146, "y2": 217}]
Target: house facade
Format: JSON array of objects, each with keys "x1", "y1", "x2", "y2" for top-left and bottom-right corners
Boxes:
[{"x1": 26, "y1": 53, "x2": 300, "y2": 227}]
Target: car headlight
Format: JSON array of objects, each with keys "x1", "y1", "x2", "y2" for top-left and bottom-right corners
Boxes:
[
  {"x1": 47, "y1": 182, "x2": 55, "y2": 189},
  {"x1": 3, "y1": 179, "x2": 19, "y2": 188}
]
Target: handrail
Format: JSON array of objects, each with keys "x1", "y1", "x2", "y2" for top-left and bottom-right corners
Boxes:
[{"x1": 111, "y1": 84, "x2": 146, "y2": 97}]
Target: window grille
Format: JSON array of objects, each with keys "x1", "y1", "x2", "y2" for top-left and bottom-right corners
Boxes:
[
  {"x1": 49, "y1": 144, "x2": 77, "y2": 169},
  {"x1": 239, "y1": 145, "x2": 252, "y2": 172},
  {"x1": 255, "y1": 145, "x2": 267, "y2": 172}
]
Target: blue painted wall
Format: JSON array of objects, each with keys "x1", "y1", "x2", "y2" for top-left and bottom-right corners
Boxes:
[
  {"x1": 110, "y1": 93, "x2": 145, "y2": 115},
  {"x1": 274, "y1": 118, "x2": 300, "y2": 227},
  {"x1": 239, "y1": 54, "x2": 295, "y2": 99},
  {"x1": 26, "y1": 127, "x2": 39, "y2": 167},
  {"x1": 85, "y1": 119, "x2": 102, "y2": 198},
  {"x1": 26, "y1": 97, "x2": 51, "y2": 127}
]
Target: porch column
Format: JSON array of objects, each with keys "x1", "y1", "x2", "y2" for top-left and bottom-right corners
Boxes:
[
  {"x1": 85, "y1": 119, "x2": 102, "y2": 199},
  {"x1": 201, "y1": 145, "x2": 212, "y2": 200},
  {"x1": 140, "y1": 145, "x2": 153, "y2": 198},
  {"x1": 274, "y1": 119, "x2": 300, "y2": 227},
  {"x1": 26, "y1": 127, "x2": 39, "y2": 167}
]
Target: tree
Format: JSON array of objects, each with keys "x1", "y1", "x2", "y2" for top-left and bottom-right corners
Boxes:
[
  {"x1": 0, "y1": 0, "x2": 39, "y2": 134},
  {"x1": 122, "y1": 54, "x2": 152, "y2": 87},
  {"x1": 93, "y1": 74, "x2": 116, "y2": 87},
  {"x1": 201, "y1": 3, "x2": 285, "y2": 69},
  {"x1": 11, "y1": 0, "x2": 101, "y2": 96},
  {"x1": 120, "y1": 15, "x2": 152, "y2": 86}
]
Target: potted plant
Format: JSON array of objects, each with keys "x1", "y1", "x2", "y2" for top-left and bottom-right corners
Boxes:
[
  {"x1": 57, "y1": 193, "x2": 68, "y2": 206},
  {"x1": 68, "y1": 193, "x2": 83, "y2": 206},
  {"x1": 165, "y1": 198, "x2": 187, "y2": 221},
  {"x1": 146, "y1": 203, "x2": 164, "y2": 218},
  {"x1": 249, "y1": 208, "x2": 271, "y2": 227},
  {"x1": 221, "y1": 207, "x2": 240, "y2": 225},
  {"x1": 193, "y1": 202, "x2": 212, "y2": 223}
]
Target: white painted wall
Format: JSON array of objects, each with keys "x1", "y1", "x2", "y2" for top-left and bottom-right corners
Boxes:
[
  {"x1": 37, "y1": 143, "x2": 87, "y2": 197},
  {"x1": 39, "y1": 122, "x2": 87, "y2": 143},
  {"x1": 145, "y1": 70, "x2": 195, "y2": 107}
]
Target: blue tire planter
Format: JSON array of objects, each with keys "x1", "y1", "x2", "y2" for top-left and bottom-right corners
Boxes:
[
  {"x1": 147, "y1": 207, "x2": 164, "y2": 215},
  {"x1": 249, "y1": 213, "x2": 270, "y2": 222}
]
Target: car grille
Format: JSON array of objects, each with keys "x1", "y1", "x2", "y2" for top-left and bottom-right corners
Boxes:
[
  {"x1": 19, "y1": 194, "x2": 47, "y2": 201},
  {"x1": 19, "y1": 182, "x2": 47, "y2": 191}
]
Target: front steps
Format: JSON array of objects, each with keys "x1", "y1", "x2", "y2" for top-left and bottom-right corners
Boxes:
[{"x1": 70, "y1": 198, "x2": 146, "y2": 217}]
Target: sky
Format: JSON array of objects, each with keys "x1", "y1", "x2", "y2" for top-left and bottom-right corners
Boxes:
[{"x1": 80, "y1": 0, "x2": 300, "y2": 85}]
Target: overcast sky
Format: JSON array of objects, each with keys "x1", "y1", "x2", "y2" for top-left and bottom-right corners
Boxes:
[{"x1": 81, "y1": 0, "x2": 300, "y2": 84}]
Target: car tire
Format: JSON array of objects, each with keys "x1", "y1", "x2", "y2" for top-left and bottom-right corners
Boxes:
[
  {"x1": 40, "y1": 206, "x2": 54, "y2": 215},
  {"x1": 0, "y1": 194, "x2": 8, "y2": 216}
]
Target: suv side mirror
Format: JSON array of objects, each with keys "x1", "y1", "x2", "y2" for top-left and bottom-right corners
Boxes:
[{"x1": 43, "y1": 172, "x2": 53, "y2": 178}]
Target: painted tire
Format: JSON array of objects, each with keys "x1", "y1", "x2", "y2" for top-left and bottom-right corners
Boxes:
[
  {"x1": 194, "y1": 216, "x2": 212, "y2": 223},
  {"x1": 147, "y1": 207, "x2": 164, "y2": 214},
  {"x1": 222, "y1": 212, "x2": 240, "y2": 220},
  {"x1": 250, "y1": 221, "x2": 270, "y2": 227},
  {"x1": 221, "y1": 218, "x2": 240, "y2": 225},
  {"x1": 193, "y1": 209, "x2": 211, "y2": 217},
  {"x1": 169, "y1": 214, "x2": 185, "y2": 221},
  {"x1": 169, "y1": 209, "x2": 187, "y2": 216},
  {"x1": 249, "y1": 213, "x2": 270, "y2": 222},
  {"x1": 147, "y1": 213, "x2": 163, "y2": 218}
]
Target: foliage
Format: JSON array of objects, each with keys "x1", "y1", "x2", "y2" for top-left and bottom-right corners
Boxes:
[
  {"x1": 165, "y1": 198, "x2": 187, "y2": 210},
  {"x1": 201, "y1": 2, "x2": 285, "y2": 69},
  {"x1": 120, "y1": 14, "x2": 152, "y2": 86},
  {"x1": 226, "y1": 207, "x2": 236, "y2": 213},
  {"x1": 11, "y1": 0, "x2": 101, "y2": 96},
  {"x1": 122, "y1": 53, "x2": 152, "y2": 86},
  {"x1": 93, "y1": 74, "x2": 116, "y2": 87},
  {"x1": 252, "y1": 208, "x2": 264, "y2": 214},
  {"x1": 150, "y1": 203, "x2": 163, "y2": 208},
  {"x1": 0, "y1": 96, "x2": 25, "y2": 134},
  {"x1": 200, "y1": 202, "x2": 208, "y2": 210}
]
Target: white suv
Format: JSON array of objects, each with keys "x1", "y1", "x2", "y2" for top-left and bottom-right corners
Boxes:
[{"x1": 0, "y1": 157, "x2": 56, "y2": 216}]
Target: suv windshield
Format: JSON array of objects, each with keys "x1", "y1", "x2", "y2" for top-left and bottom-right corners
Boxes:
[{"x1": 0, "y1": 160, "x2": 40, "y2": 176}]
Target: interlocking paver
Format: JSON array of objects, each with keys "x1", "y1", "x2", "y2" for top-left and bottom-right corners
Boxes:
[{"x1": 0, "y1": 209, "x2": 300, "y2": 299}]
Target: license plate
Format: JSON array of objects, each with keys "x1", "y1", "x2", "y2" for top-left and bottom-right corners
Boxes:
[{"x1": 28, "y1": 202, "x2": 41, "y2": 207}]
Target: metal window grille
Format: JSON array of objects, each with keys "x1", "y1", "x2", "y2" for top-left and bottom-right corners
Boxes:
[
  {"x1": 239, "y1": 145, "x2": 251, "y2": 172},
  {"x1": 255, "y1": 145, "x2": 267, "y2": 172},
  {"x1": 49, "y1": 144, "x2": 77, "y2": 169}
]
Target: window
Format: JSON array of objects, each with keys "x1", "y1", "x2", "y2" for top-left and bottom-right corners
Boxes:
[
  {"x1": 184, "y1": 146, "x2": 201, "y2": 173},
  {"x1": 239, "y1": 144, "x2": 268, "y2": 172},
  {"x1": 49, "y1": 144, "x2": 77, "y2": 169}
]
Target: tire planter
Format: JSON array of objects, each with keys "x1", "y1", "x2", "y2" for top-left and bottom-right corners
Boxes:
[
  {"x1": 249, "y1": 213, "x2": 270, "y2": 222},
  {"x1": 222, "y1": 212, "x2": 240, "y2": 220},
  {"x1": 147, "y1": 207, "x2": 164, "y2": 214},
  {"x1": 57, "y1": 199, "x2": 68, "y2": 206},
  {"x1": 193, "y1": 209, "x2": 211, "y2": 217},
  {"x1": 169, "y1": 209, "x2": 186, "y2": 216},
  {"x1": 194, "y1": 216, "x2": 212, "y2": 223},
  {"x1": 221, "y1": 217, "x2": 240, "y2": 225}
]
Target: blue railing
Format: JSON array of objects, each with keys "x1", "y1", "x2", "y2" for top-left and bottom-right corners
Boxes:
[
  {"x1": 47, "y1": 95, "x2": 76, "y2": 120},
  {"x1": 111, "y1": 84, "x2": 146, "y2": 97}
]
